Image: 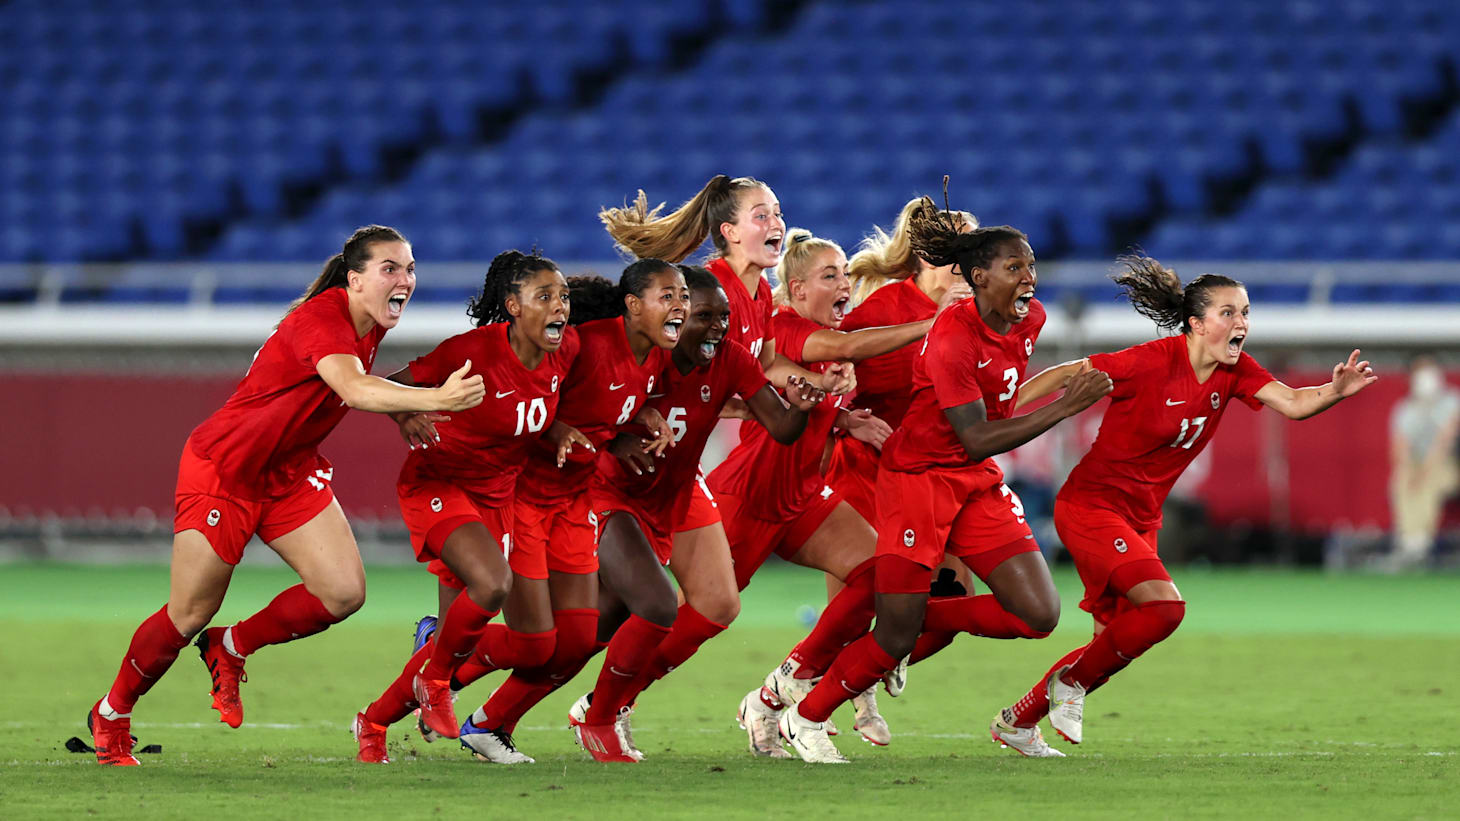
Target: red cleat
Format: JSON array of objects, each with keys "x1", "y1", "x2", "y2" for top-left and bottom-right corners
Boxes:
[
  {"x1": 196, "y1": 627, "x2": 247, "y2": 728},
  {"x1": 352, "y1": 712, "x2": 390, "y2": 764},
  {"x1": 573, "y1": 721, "x2": 643, "y2": 763},
  {"x1": 412, "y1": 674, "x2": 460, "y2": 740},
  {"x1": 88, "y1": 700, "x2": 139, "y2": 766}
]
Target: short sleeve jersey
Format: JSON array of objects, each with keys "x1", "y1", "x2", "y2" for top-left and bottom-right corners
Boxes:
[
  {"x1": 518, "y1": 317, "x2": 671, "y2": 501},
  {"x1": 881, "y1": 298, "x2": 1046, "y2": 477},
  {"x1": 839, "y1": 277, "x2": 937, "y2": 429},
  {"x1": 399, "y1": 322, "x2": 579, "y2": 504},
  {"x1": 189, "y1": 287, "x2": 387, "y2": 499},
  {"x1": 708, "y1": 310, "x2": 848, "y2": 521},
  {"x1": 1057, "y1": 334, "x2": 1275, "y2": 530},
  {"x1": 707, "y1": 257, "x2": 773, "y2": 362},
  {"x1": 596, "y1": 340, "x2": 768, "y2": 527}
]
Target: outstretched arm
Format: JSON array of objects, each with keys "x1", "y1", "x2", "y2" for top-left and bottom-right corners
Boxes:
[
  {"x1": 316, "y1": 354, "x2": 484, "y2": 414},
  {"x1": 946, "y1": 368, "x2": 1112, "y2": 462},
  {"x1": 799, "y1": 321, "x2": 933, "y2": 364},
  {"x1": 1015, "y1": 358, "x2": 1091, "y2": 410},
  {"x1": 1254, "y1": 349, "x2": 1378, "y2": 420}
]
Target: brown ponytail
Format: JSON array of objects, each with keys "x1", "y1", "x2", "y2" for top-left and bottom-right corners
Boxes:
[
  {"x1": 600, "y1": 174, "x2": 767, "y2": 262},
  {"x1": 285, "y1": 224, "x2": 408, "y2": 317},
  {"x1": 1112, "y1": 254, "x2": 1244, "y2": 335}
]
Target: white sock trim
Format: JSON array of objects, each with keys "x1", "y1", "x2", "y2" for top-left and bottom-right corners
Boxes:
[
  {"x1": 471, "y1": 707, "x2": 490, "y2": 728},
  {"x1": 222, "y1": 626, "x2": 245, "y2": 659},
  {"x1": 98, "y1": 695, "x2": 130, "y2": 720}
]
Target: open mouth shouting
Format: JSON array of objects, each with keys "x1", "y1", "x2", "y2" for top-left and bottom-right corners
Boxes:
[
  {"x1": 663, "y1": 317, "x2": 683, "y2": 343},
  {"x1": 831, "y1": 296, "x2": 851, "y2": 324},
  {"x1": 1226, "y1": 332, "x2": 1245, "y2": 359},
  {"x1": 765, "y1": 231, "x2": 784, "y2": 259},
  {"x1": 544, "y1": 320, "x2": 567, "y2": 344},
  {"x1": 386, "y1": 291, "x2": 410, "y2": 320},
  {"x1": 1013, "y1": 288, "x2": 1035, "y2": 319}
]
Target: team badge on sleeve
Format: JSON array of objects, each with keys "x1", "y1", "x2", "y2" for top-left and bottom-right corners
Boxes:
[
  {"x1": 1114, "y1": 538, "x2": 1128, "y2": 553},
  {"x1": 701, "y1": 384, "x2": 712, "y2": 403}
]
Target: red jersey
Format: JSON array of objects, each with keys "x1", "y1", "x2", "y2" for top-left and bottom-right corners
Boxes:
[
  {"x1": 708, "y1": 309, "x2": 848, "y2": 521},
  {"x1": 881, "y1": 298, "x2": 1047, "y2": 476},
  {"x1": 707, "y1": 257, "x2": 773, "y2": 361},
  {"x1": 517, "y1": 317, "x2": 671, "y2": 501},
  {"x1": 839, "y1": 277, "x2": 936, "y2": 428},
  {"x1": 595, "y1": 340, "x2": 768, "y2": 528},
  {"x1": 399, "y1": 322, "x2": 579, "y2": 504},
  {"x1": 1057, "y1": 335, "x2": 1275, "y2": 530},
  {"x1": 189, "y1": 287, "x2": 386, "y2": 499}
]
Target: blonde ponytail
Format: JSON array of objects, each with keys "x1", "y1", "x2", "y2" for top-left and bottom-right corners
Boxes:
[{"x1": 848, "y1": 198, "x2": 977, "y2": 306}]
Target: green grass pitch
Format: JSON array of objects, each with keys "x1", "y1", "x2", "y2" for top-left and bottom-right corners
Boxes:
[{"x1": 2, "y1": 562, "x2": 1456, "y2": 820}]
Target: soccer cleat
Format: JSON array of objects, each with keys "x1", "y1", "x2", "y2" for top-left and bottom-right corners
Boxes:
[
  {"x1": 352, "y1": 711, "x2": 390, "y2": 764},
  {"x1": 412, "y1": 614, "x2": 438, "y2": 652},
  {"x1": 459, "y1": 719, "x2": 534, "y2": 764},
  {"x1": 413, "y1": 674, "x2": 461, "y2": 740},
  {"x1": 762, "y1": 658, "x2": 817, "y2": 710},
  {"x1": 989, "y1": 711, "x2": 1065, "y2": 758},
  {"x1": 569, "y1": 692, "x2": 641, "y2": 757},
  {"x1": 1046, "y1": 665, "x2": 1086, "y2": 744},
  {"x1": 777, "y1": 707, "x2": 848, "y2": 764},
  {"x1": 851, "y1": 688, "x2": 890, "y2": 746},
  {"x1": 573, "y1": 721, "x2": 643, "y2": 763},
  {"x1": 735, "y1": 689, "x2": 792, "y2": 758},
  {"x1": 196, "y1": 626, "x2": 247, "y2": 728},
  {"x1": 88, "y1": 701, "x2": 139, "y2": 766},
  {"x1": 415, "y1": 689, "x2": 458, "y2": 743},
  {"x1": 568, "y1": 691, "x2": 591, "y2": 726},
  {"x1": 883, "y1": 655, "x2": 909, "y2": 698}
]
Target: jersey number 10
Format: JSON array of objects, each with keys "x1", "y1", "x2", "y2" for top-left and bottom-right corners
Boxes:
[{"x1": 514, "y1": 398, "x2": 549, "y2": 435}]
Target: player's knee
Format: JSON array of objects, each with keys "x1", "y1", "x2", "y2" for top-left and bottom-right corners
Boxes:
[
  {"x1": 466, "y1": 571, "x2": 512, "y2": 613},
  {"x1": 700, "y1": 593, "x2": 740, "y2": 626},
  {"x1": 320, "y1": 581, "x2": 366, "y2": 619},
  {"x1": 513, "y1": 631, "x2": 556, "y2": 669},
  {"x1": 1022, "y1": 599, "x2": 1061, "y2": 636},
  {"x1": 1143, "y1": 599, "x2": 1186, "y2": 641},
  {"x1": 168, "y1": 600, "x2": 220, "y2": 638},
  {"x1": 638, "y1": 595, "x2": 679, "y2": 629}
]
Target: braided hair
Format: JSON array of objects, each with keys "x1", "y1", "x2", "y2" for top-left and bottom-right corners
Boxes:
[
  {"x1": 905, "y1": 178, "x2": 1025, "y2": 289},
  {"x1": 566, "y1": 257, "x2": 680, "y2": 325},
  {"x1": 466, "y1": 249, "x2": 561, "y2": 327}
]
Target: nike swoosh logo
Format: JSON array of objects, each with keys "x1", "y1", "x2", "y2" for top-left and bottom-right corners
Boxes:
[
  {"x1": 977, "y1": 359, "x2": 993, "y2": 368},
  {"x1": 741, "y1": 324, "x2": 751, "y2": 333},
  {"x1": 609, "y1": 383, "x2": 626, "y2": 391},
  {"x1": 130, "y1": 658, "x2": 156, "y2": 679},
  {"x1": 495, "y1": 390, "x2": 515, "y2": 398},
  {"x1": 609, "y1": 666, "x2": 633, "y2": 677},
  {"x1": 1165, "y1": 398, "x2": 1185, "y2": 406}
]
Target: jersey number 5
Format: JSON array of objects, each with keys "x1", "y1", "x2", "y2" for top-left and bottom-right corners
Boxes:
[
  {"x1": 1169, "y1": 416, "x2": 1208, "y2": 449},
  {"x1": 514, "y1": 398, "x2": 548, "y2": 435}
]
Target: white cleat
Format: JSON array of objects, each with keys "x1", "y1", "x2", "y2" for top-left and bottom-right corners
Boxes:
[
  {"x1": 459, "y1": 722, "x2": 535, "y2": 764},
  {"x1": 989, "y1": 711, "x2": 1065, "y2": 758},
  {"x1": 1046, "y1": 665, "x2": 1086, "y2": 744},
  {"x1": 763, "y1": 658, "x2": 817, "y2": 709},
  {"x1": 882, "y1": 655, "x2": 909, "y2": 698},
  {"x1": 736, "y1": 689, "x2": 793, "y2": 758},
  {"x1": 778, "y1": 707, "x2": 848, "y2": 764},
  {"x1": 851, "y1": 688, "x2": 890, "y2": 746}
]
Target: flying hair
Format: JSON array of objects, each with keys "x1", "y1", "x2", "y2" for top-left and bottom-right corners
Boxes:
[{"x1": 1111, "y1": 252, "x2": 1244, "y2": 336}]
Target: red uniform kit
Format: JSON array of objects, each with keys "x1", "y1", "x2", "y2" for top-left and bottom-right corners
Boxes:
[
  {"x1": 708, "y1": 310, "x2": 848, "y2": 589},
  {"x1": 178, "y1": 288, "x2": 386, "y2": 563},
  {"x1": 397, "y1": 322, "x2": 578, "y2": 586},
  {"x1": 591, "y1": 340, "x2": 769, "y2": 563},
  {"x1": 825, "y1": 277, "x2": 936, "y2": 521},
  {"x1": 707, "y1": 257, "x2": 773, "y2": 361},
  {"x1": 1056, "y1": 334, "x2": 1274, "y2": 623},
  {"x1": 514, "y1": 317, "x2": 672, "y2": 574},
  {"x1": 875, "y1": 298, "x2": 1047, "y2": 588}
]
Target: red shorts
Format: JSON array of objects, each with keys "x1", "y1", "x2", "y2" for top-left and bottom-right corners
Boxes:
[
  {"x1": 174, "y1": 441, "x2": 336, "y2": 566},
  {"x1": 594, "y1": 476, "x2": 722, "y2": 565},
  {"x1": 825, "y1": 436, "x2": 880, "y2": 525},
  {"x1": 718, "y1": 485, "x2": 844, "y2": 590},
  {"x1": 1054, "y1": 498, "x2": 1170, "y2": 626},
  {"x1": 514, "y1": 493, "x2": 599, "y2": 579},
  {"x1": 398, "y1": 478, "x2": 515, "y2": 589},
  {"x1": 874, "y1": 465, "x2": 1037, "y2": 578}
]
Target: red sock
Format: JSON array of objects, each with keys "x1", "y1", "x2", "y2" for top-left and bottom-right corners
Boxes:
[
  {"x1": 106, "y1": 605, "x2": 190, "y2": 713},
  {"x1": 796, "y1": 634, "x2": 897, "y2": 723},
  {"x1": 231, "y1": 584, "x2": 343, "y2": 656},
  {"x1": 454, "y1": 626, "x2": 557, "y2": 689},
  {"x1": 1064, "y1": 601, "x2": 1185, "y2": 689},
  {"x1": 908, "y1": 630, "x2": 956, "y2": 665},
  {"x1": 789, "y1": 559, "x2": 875, "y2": 677},
  {"x1": 364, "y1": 644, "x2": 432, "y2": 727},
  {"x1": 1008, "y1": 646, "x2": 1085, "y2": 727},
  {"x1": 584, "y1": 615, "x2": 672, "y2": 723},
  {"x1": 921, "y1": 594, "x2": 1050, "y2": 639},
  {"x1": 642, "y1": 604, "x2": 727, "y2": 683},
  {"x1": 421, "y1": 591, "x2": 499, "y2": 681},
  {"x1": 476, "y1": 608, "x2": 598, "y2": 732}
]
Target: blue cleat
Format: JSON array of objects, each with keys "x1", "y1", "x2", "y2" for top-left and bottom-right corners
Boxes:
[{"x1": 412, "y1": 615, "x2": 438, "y2": 653}]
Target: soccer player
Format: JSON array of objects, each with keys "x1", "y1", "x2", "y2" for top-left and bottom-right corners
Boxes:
[
  {"x1": 441, "y1": 261, "x2": 683, "y2": 758},
  {"x1": 567, "y1": 265, "x2": 825, "y2": 761},
  {"x1": 776, "y1": 203, "x2": 1113, "y2": 764},
  {"x1": 351, "y1": 249, "x2": 585, "y2": 764},
  {"x1": 991, "y1": 255, "x2": 1377, "y2": 756},
  {"x1": 707, "y1": 228, "x2": 961, "y2": 753},
  {"x1": 87, "y1": 226, "x2": 486, "y2": 766},
  {"x1": 599, "y1": 175, "x2": 855, "y2": 396}
]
